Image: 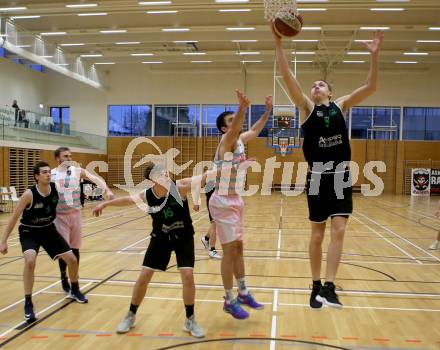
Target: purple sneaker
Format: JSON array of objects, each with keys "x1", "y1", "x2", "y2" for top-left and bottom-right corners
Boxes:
[
  {"x1": 237, "y1": 292, "x2": 264, "y2": 310},
  {"x1": 223, "y1": 298, "x2": 249, "y2": 320}
]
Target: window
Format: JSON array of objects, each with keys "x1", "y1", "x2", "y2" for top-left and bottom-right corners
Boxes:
[
  {"x1": 250, "y1": 105, "x2": 272, "y2": 137},
  {"x1": 154, "y1": 105, "x2": 177, "y2": 136},
  {"x1": 426, "y1": 108, "x2": 440, "y2": 140},
  {"x1": 350, "y1": 107, "x2": 399, "y2": 140},
  {"x1": 372, "y1": 107, "x2": 400, "y2": 140},
  {"x1": 108, "y1": 105, "x2": 152, "y2": 136},
  {"x1": 403, "y1": 107, "x2": 440, "y2": 141},
  {"x1": 350, "y1": 107, "x2": 372, "y2": 139},
  {"x1": 202, "y1": 104, "x2": 248, "y2": 132},
  {"x1": 50, "y1": 106, "x2": 70, "y2": 134}
]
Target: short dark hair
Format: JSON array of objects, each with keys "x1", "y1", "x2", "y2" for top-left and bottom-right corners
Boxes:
[
  {"x1": 54, "y1": 147, "x2": 70, "y2": 158},
  {"x1": 216, "y1": 111, "x2": 234, "y2": 134},
  {"x1": 33, "y1": 161, "x2": 50, "y2": 182},
  {"x1": 143, "y1": 161, "x2": 156, "y2": 180}
]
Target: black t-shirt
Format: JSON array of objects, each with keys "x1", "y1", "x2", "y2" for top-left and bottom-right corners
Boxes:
[
  {"x1": 145, "y1": 184, "x2": 194, "y2": 237},
  {"x1": 20, "y1": 182, "x2": 58, "y2": 227},
  {"x1": 301, "y1": 102, "x2": 351, "y2": 168}
]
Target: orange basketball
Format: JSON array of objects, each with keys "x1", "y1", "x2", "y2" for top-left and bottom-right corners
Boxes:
[{"x1": 273, "y1": 12, "x2": 303, "y2": 38}]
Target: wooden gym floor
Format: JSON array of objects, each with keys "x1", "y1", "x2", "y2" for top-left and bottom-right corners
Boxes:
[{"x1": 0, "y1": 192, "x2": 439, "y2": 350}]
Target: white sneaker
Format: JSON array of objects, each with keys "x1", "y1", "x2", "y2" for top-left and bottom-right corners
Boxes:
[
  {"x1": 209, "y1": 250, "x2": 222, "y2": 259},
  {"x1": 200, "y1": 236, "x2": 210, "y2": 250},
  {"x1": 429, "y1": 241, "x2": 439, "y2": 250},
  {"x1": 183, "y1": 315, "x2": 205, "y2": 338},
  {"x1": 116, "y1": 311, "x2": 136, "y2": 334}
]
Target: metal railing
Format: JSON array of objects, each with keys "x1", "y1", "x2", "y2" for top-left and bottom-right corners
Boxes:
[{"x1": 0, "y1": 108, "x2": 106, "y2": 152}]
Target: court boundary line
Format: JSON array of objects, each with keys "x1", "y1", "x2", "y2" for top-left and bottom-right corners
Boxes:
[
  {"x1": 355, "y1": 210, "x2": 440, "y2": 263},
  {"x1": 351, "y1": 215, "x2": 422, "y2": 264}
]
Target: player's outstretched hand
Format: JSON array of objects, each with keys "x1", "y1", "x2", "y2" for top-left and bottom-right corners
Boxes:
[
  {"x1": 236, "y1": 90, "x2": 250, "y2": 110},
  {"x1": 363, "y1": 31, "x2": 384, "y2": 55},
  {"x1": 0, "y1": 241, "x2": 8, "y2": 255},
  {"x1": 92, "y1": 203, "x2": 105, "y2": 217},
  {"x1": 271, "y1": 22, "x2": 282, "y2": 41}
]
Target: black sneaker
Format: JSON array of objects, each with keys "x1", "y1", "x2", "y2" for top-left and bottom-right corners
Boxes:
[
  {"x1": 24, "y1": 302, "x2": 36, "y2": 321},
  {"x1": 315, "y1": 283, "x2": 342, "y2": 309},
  {"x1": 68, "y1": 289, "x2": 88, "y2": 303},
  {"x1": 61, "y1": 277, "x2": 71, "y2": 294},
  {"x1": 310, "y1": 283, "x2": 323, "y2": 309}
]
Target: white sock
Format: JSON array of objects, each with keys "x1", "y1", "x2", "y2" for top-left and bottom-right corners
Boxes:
[
  {"x1": 237, "y1": 277, "x2": 248, "y2": 295},
  {"x1": 225, "y1": 289, "x2": 234, "y2": 303}
]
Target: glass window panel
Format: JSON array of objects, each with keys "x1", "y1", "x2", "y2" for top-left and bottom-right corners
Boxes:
[
  {"x1": 155, "y1": 105, "x2": 177, "y2": 136},
  {"x1": 131, "y1": 105, "x2": 152, "y2": 136},
  {"x1": 61, "y1": 107, "x2": 70, "y2": 134},
  {"x1": 425, "y1": 108, "x2": 440, "y2": 141},
  {"x1": 403, "y1": 107, "x2": 425, "y2": 140},
  {"x1": 351, "y1": 107, "x2": 372, "y2": 139},
  {"x1": 108, "y1": 105, "x2": 132, "y2": 136},
  {"x1": 178, "y1": 105, "x2": 199, "y2": 136},
  {"x1": 108, "y1": 105, "x2": 152, "y2": 136},
  {"x1": 250, "y1": 105, "x2": 272, "y2": 137},
  {"x1": 203, "y1": 105, "x2": 225, "y2": 126}
]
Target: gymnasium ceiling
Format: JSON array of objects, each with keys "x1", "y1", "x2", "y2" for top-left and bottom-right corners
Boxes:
[{"x1": 1, "y1": 0, "x2": 440, "y2": 73}]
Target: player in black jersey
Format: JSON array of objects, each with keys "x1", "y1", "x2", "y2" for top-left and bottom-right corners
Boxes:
[
  {"x1": 0, "y1": 162, "x2": 87, "y2": 322},
  {"x1": 273, "y1": 26, "x2": 383, "y2": 308},
  {"x1": 92, "y1": 161, "x2": 211, "y2": 338}
]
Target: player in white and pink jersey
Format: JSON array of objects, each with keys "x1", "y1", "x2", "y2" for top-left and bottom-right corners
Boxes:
[
  {"x1": 51, "y1": 146, "x2": 114, "y2": 294},
  {"x1": 209, "y1": 91, "x2": 272, "y2": 319}
]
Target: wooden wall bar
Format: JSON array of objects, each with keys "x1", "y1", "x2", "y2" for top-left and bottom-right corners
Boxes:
[{"x1": 107, "y1": 137, "x2": 440, "y2": 195}]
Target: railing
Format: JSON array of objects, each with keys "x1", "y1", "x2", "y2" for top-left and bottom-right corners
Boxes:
[{"x1": 0, "y1": 108, "x2": 106, "y2": 152}]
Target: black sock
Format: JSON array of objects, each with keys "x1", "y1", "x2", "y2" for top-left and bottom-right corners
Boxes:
[
  {"x1": 210, "y1": 247, "x2": 216, "y2": 251},
  {"x1": 71, "y1": 281, "x2": 79, "y2": 293},
  {"x1": 129, "y1": 303, "x2": 139, "y2": 314},
  {"x1": 204, "y1": 235, "x2": 210, "y2": 242},
  {"x1": 25, "y1": 294, "x2": 32, "y2": 305},
  {"x1": 313, "y1": 280, "x2": 322, "y2": 287},
  {"x1": 324, "y1": 281, "x2": 335, "y2": 288},
  {"x1": 72, "y1": 249, "x2": 80, "y2": 263},
  {"x1": 59, "y1": 259, "x2": 67, "y2": 278},
  {"x1": 185, "y1": 304, "x2": 194, "y2": 319}
]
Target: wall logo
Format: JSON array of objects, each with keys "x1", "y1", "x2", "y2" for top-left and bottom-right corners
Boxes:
[{"x1": 411, "y1": 168, "x2": 430, "y2": 196}]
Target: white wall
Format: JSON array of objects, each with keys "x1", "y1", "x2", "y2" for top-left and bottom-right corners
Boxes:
[
  {"x1": 45, "y1": 70, "x2": 108, "y2": 136},
  {"x1": 0, "y1": 57, "x2": 47, "y2": 112}
]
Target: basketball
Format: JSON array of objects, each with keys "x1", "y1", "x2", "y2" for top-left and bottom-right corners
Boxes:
[{"x1": 273, "y1": 12, "x2": 303, "y2": 38}]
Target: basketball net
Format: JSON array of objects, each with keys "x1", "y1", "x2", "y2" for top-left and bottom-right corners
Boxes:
[
  {"x1": 279, "y1": 140, "x2": 288, "y2": 157},
  {"x1": 264, "y1": 0, "x2": 298, "y2": 21}
]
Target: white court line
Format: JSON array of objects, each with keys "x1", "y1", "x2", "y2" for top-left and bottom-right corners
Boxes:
[
  {"x1": 116, "y1": 251, "x2": 439, "y2": 265},
  {"x1": 351, "y1": 215, "x2": 421, "y2": 264},
  {"x1": 0, "y1": 280, "x2": 61, "y2": 314},
  {"x1": 42, "y1": 291, "x2": 273, "y2": 305},
  {"x1": 0, "y1": 282, "x2": 92, "y2": 338},
  {"x1": 279, "y1": 302, "x2": 440, "y2": 313},
  {"x1": 41, "y1": 290, "x2": 440, "y2": 313},
  {"x1": 356, "y1": 210, "x2": 440, "y2": 263},
  {"x1": 269, "y1": 289, "x2": 278, "y2": 350},
  {"x1": 84, "y1": 279, "x2": 440, "y2": 299},
  {"x1": 117, "y1": 237, "x2": 150, "y2": 254}
]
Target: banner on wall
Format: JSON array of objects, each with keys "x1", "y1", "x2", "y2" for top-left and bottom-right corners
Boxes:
[
  {"x1": 430, "y1": 169, "x2": 440, "y2": 195},
  {"x1": 411, "y1": 168, "x2": 431, "y2": 196}
]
